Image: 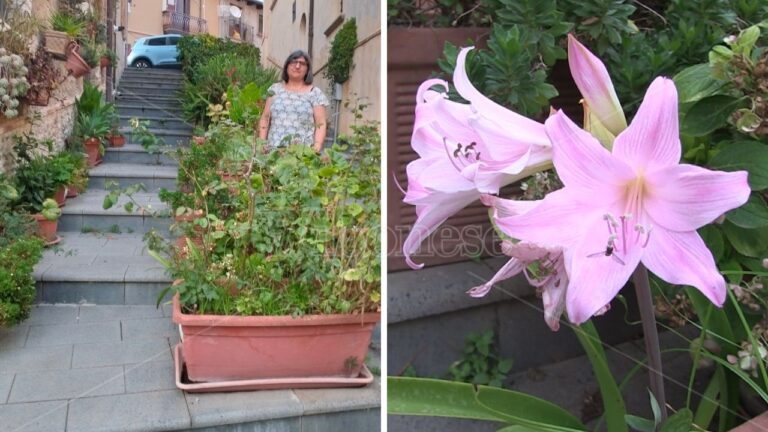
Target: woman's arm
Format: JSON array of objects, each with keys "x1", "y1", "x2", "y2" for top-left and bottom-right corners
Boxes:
[
  {"x1": 258, "y1": 97, "x2": 273, "y2": 141},
  {"x1": 313, "y1": 104, "x2": 327, "y2": 152}
]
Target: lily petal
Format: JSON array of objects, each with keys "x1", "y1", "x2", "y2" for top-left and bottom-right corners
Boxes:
[
  {"x1": 494, "y1": 189, "x2": 603, "y2": 248},
  {"x1": 568, "y1": 34, "x2": 627, "y2": 136},
  {"x1": 467, "y1": 257, "x2": 526, "y2": 298},
  {"x1": 642, "y1": 229, "x2": 726, "y2": 306},
  {"x1": 612, "y1": 77, "x2": 681, "y2": 171},
  {"x1": 402, "y1": 189, "x2": 480, "y2": 269},
  {"x1": 545, "y1": 110, "x2": 633, "y2": 198},
  {"x1": 453, "y1": 47, "x2": 549, "y2": 150},
  {"x1": 566, "y1": 219, "x2": 643, "y2": 324},
  {"x1": 645, "y1": 164, "x2": 750, "y2": 231}
]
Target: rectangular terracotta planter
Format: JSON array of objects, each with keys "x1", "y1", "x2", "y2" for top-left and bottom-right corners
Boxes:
[{"x1": 172, "y1": 294, "x2": 380, "y2": 383}]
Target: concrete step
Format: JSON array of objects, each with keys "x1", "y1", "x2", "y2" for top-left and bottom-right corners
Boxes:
[
  {"x1": 115, "y1": 95, "x2": 180, "y2": 108},
  {"x1": 58, "y1": 189, "x2": 170, "y2": 236},
  {"x1": 118, "y1": 80, "x2": 183, "y2": 89},
  {"x1": 121, "y1": 68, "x2": 183, "y2": 79},
  {"x1": 32, "y1": 232, "x2": 172, "y2": 304},
  {"x1": 117, "y1": 88, "x2": 181, "y2": 99},
  {"x1": 117, "y1": 104, "x2": 185, "y2": 119},
  {"x1": 120, "y1": 127, "x2": 192, "y2": 146},
  {"x1": 0, "y1": 305, "x2": 380, "y2": 430},
  {"x1": 118, "y1": 115, "x2": 192, "y2": 131},
  {"x1": 104, "y1": 144, "x2": 178, "y2": 166},
  {"x1": 88, "y1": 163, "x2": 177, "y2": 192}
]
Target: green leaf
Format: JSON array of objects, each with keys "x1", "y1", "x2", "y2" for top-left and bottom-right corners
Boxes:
[
  {"x1": 388, "y1": 378, "x2": 586, "y2": 431},
  {"x1": 682, "y1": 95, "x2": 746, "y2": 136},
  {"x1": 342, "y1": 268, "x2": 362, "y2": 281},
  {"x1": 726, "y1": 194, "x2": 768, "y2": 229},
  {"x1": 660, "y1": 408, "x2": 693, "y2": 432},
  {"x1": 624, "y1": 415, "x2": 655, "y2": 432},
  {"x1": 721, "y1": 221, "x2": 768, "y2": 257},
  {"x1": 709, "y1": 140, "x2": 768, "y2": 190},
  {"x1": 698, "y1": 225, "x2": 725, "y2": 262},
  {"x1": 673, "y1": 64, "x2": 725, "y2": 105},
  {"x1": 693, "y1": 367, "x2": 722, "y2": 429},
  {"x1": 124, "y1": 202, "x2": 134, "y2": 213},
  {"x1": 573, "y1": 321, "x2": 628, "y2": 432}
]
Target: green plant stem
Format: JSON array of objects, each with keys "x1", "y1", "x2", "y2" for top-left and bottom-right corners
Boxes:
[{"x1": 633, "y1": 263, "x2": 667, "y2": 424}]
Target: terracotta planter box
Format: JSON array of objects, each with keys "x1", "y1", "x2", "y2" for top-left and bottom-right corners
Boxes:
[
  {"x1": 732, "y1": 412, "x2": 768, "y2": 431},
  {"x1": 43, "y1": 30, "x2": 71, "y2": 59},
  {"x1": 172, "y1": 293, "x2": 380, "y2": 383}
]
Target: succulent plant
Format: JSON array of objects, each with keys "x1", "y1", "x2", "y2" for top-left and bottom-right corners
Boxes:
[{"x1": 0, "y1": 50, "x2": 30, "y2": 118}]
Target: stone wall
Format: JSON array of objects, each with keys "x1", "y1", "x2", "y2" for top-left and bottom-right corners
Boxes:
[{"x1": 0, "y1": 61, "x2": 104, "y2": 173}]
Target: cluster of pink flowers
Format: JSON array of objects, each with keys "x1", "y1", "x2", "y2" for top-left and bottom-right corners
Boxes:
[{"x1": 403, "y1": 35, "x2": 750, "y2": 330}]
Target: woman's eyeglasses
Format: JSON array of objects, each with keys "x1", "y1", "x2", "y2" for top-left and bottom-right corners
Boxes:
[{"x1": 289, "y1": 59, "x2": 308, "y2": 67}]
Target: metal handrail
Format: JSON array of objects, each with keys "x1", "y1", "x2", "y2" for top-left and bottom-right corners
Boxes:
[{"x1": 162, "y1": 11, "x2": 207, "y2": 35}]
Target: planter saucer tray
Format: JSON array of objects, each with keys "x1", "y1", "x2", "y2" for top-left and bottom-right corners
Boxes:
[{"x1": 174, "y1": 345, "x2": 374, "y2": 392}]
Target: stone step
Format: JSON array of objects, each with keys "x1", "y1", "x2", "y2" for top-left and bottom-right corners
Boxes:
[
  {"x1": 118, "y1": 80, "x2": 183, "y2": 89},
  {"x1": 118, "y1": 115, "x2": 192, "y2": 131},
  {"x1": 104, "y1": 144, "x2": 179, "y2": 166},
  {"x1": 0, "y1": 305, "x2": 380, "y2": 430},
  {"x1": 88, "y1": 163, "x2": 177, "y2": 192},
  {"x1": 121, "y1": 68, "x2": 183, "y2": 79},
  {"x1": 115, "y1": 95, "x2": 180, "y2": 108},
  {"x1": 117, "y1": 104, "x2": 184, "y2": 119},
  {"x1": 117, "y1": 88, "x2": 181, "y2": 100},
  {"x1": 120, "y1": 127, "x2": 192, "y2": 146},
  {"x1": 58, "y1": 189, "x2": 170, "y2": 236},
  {"x1": 32, "y1": 233, "x2": 172, "y2": 305}
]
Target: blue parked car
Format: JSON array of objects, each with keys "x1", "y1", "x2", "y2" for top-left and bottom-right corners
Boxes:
[{"x1": 127, "y1": 34, "x2": 182, "y2": 68}]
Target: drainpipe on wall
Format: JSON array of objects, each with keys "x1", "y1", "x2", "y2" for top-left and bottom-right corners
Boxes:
[
  {"x1": 307, "y1": 0, "x2": 313, "y2": 59},
  {"x1": 106, "y1": 0, "x2": 115, "y2": 102}
]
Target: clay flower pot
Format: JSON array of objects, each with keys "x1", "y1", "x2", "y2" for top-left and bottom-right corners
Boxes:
[
  {"x1": 108, "y1": 134, "x2": 125, "y2": 147},
  {"x1": 53, "y1": 186, "x2": 67, "y2": 207},
  {"x1": 83, "y1": 137, "x2": 101, "y2": 167},
  {"x1": 171, "y1": 292, "x2": 380, "y2": 383},
  {"x1": 192, "y1": 136, "x2": 206, "y2": 146},
  {"x1": 65, "y1": 44, "x2": 90, "y2": 78},
  {"x1": 33, "y1": 214, "x2": 59, "y2": 244},
  {"x1": 66, "y1": 186, "x2": 79, "y2": 198},
  {"x1": 100, "y1": 56, "x2": 109, "y2": 68}
]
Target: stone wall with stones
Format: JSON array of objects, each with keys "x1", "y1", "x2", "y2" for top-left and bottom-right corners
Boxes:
[{"x1": 0, "y1": 60, "x2": 104, "y2": 173}]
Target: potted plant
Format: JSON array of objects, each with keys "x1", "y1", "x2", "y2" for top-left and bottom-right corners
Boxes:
[
  {"x1": 65, "y1": 43, "x2": 90, "y2": 78},
  {"x1": 62, "y1": 152, "x2": 88, "y2": 198},
  {"x1": 100, "y1": 48, "x2": 117, "y2": 69},
  {"x1": 45, "y1": 11, "x2": 83, "y2": 59},
  {"x1": 12, "y1": 134, "x2": 71, "y2": 211},
  {"x1": 77, "y1": 39, "x2": 101, "y2": 70},
  {"x1": 25, "y1": 45, "x2": 61, "y2": 107},
  {"x1": 148, "y1": 116, "x2": 381, "y2": 387},
  {"x1": 0, "y1": 48, "x2": 30, "y2": 119},
  {"x1": 32, "y1": 198, "x2": 61, "y2": 245},
  {"x1": 74, "y1": 109, "x2": 110, "y2": 166}
]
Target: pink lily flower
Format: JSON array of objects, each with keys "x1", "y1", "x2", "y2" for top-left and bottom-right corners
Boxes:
[
  {"x1": 493, "y1": 77, "x2": 750, "y2": 324},
  {"x1": 402, "y1": 47, "x2": 552, "y2": 269}
]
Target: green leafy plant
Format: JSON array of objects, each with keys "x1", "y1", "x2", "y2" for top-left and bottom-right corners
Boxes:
[
  {"x1": 325, "y1": 18, "x2": 357, "y2": 84},
  {"x1": 387, "y1": 0, "x2": 493, "y2": 27},
  {"x1": 77, "y1": 38, "x2": 102, "y2": 68},
  {"x1": 0, "y1": 3, "x2": 42, "y2": 55},
  {"x1": 176, "y1": 34, "x2": 262, "y2": 81},
  {"x1": 25, "y1": 44, "x2": 62, "y2": 106},
  {"x1": 11, "y1": 135, "x2": 69, "y2": 213},
  {"x1": 0, "y1": 236, "x2": 44, "y2": 327},
  {"x1": 39, "y1": 198, "x2": 61, "y2": 221},
  {"x1": 50, "y1": 10, "x2": 85, "y2": 38},
  {"x1": 448, "y1": 330, "x2": 513, "y2": 388}
]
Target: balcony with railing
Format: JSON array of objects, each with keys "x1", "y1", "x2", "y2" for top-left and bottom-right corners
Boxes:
[{"x1": 162, "y1": 11, "x2": 207, "y2": 35}]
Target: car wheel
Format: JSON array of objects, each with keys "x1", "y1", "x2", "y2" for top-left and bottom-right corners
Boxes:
[{"x1": 132, "y1": 59, "x2": 151, "y2": 68}]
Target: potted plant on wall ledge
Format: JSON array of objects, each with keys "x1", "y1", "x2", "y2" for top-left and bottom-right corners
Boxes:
[
  {"x1": 146, "y1": 104, "x2": 381, "y2": 390},
  {"x1": 47, "y1": 11, "x2": 84, "y2": 59}
]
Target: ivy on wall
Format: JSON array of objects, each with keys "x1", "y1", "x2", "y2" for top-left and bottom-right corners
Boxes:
[{"x1": 325, "y1": 18, "x2": 357, "y2": 84}]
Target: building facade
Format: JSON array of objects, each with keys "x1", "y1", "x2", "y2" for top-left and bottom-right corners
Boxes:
[{"x1": 261, "y1": 0, "x2": 380, "y2": 136}]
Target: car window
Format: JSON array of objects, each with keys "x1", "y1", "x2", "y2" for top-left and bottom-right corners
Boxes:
[
  {"x1": 168, "y1": 37, "x2": 180, "y2": 46},
  {"x1": 147, "y1": 38, "x2": 166, "y2": 46}
]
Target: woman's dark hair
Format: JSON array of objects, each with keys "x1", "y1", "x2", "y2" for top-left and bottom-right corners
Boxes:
[{"x1": 281, "y1": 50, "x2": 313, "y2": 84}]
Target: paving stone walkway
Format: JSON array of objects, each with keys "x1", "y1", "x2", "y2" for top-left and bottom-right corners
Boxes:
[{"x1": 0, "y1": 305, "x2": 381, "y2": 432}]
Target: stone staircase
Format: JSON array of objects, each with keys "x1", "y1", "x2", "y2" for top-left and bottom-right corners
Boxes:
[
  {"x1": 7, "y1": 67, "x2": 380, "y2": 432},
  {"x1": 34, "y1": 68, "x2": 187, "y2": 305}
]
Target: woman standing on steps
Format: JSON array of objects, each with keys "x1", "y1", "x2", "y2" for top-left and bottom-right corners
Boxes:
[{"x1": 258, "y1": 50, "x2": 329, "y2": 152}]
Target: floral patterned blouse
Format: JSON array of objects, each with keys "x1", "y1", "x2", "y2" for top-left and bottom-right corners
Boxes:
[{"x1": 266, "y1": 82, "x2": 329, "y2": 148}]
